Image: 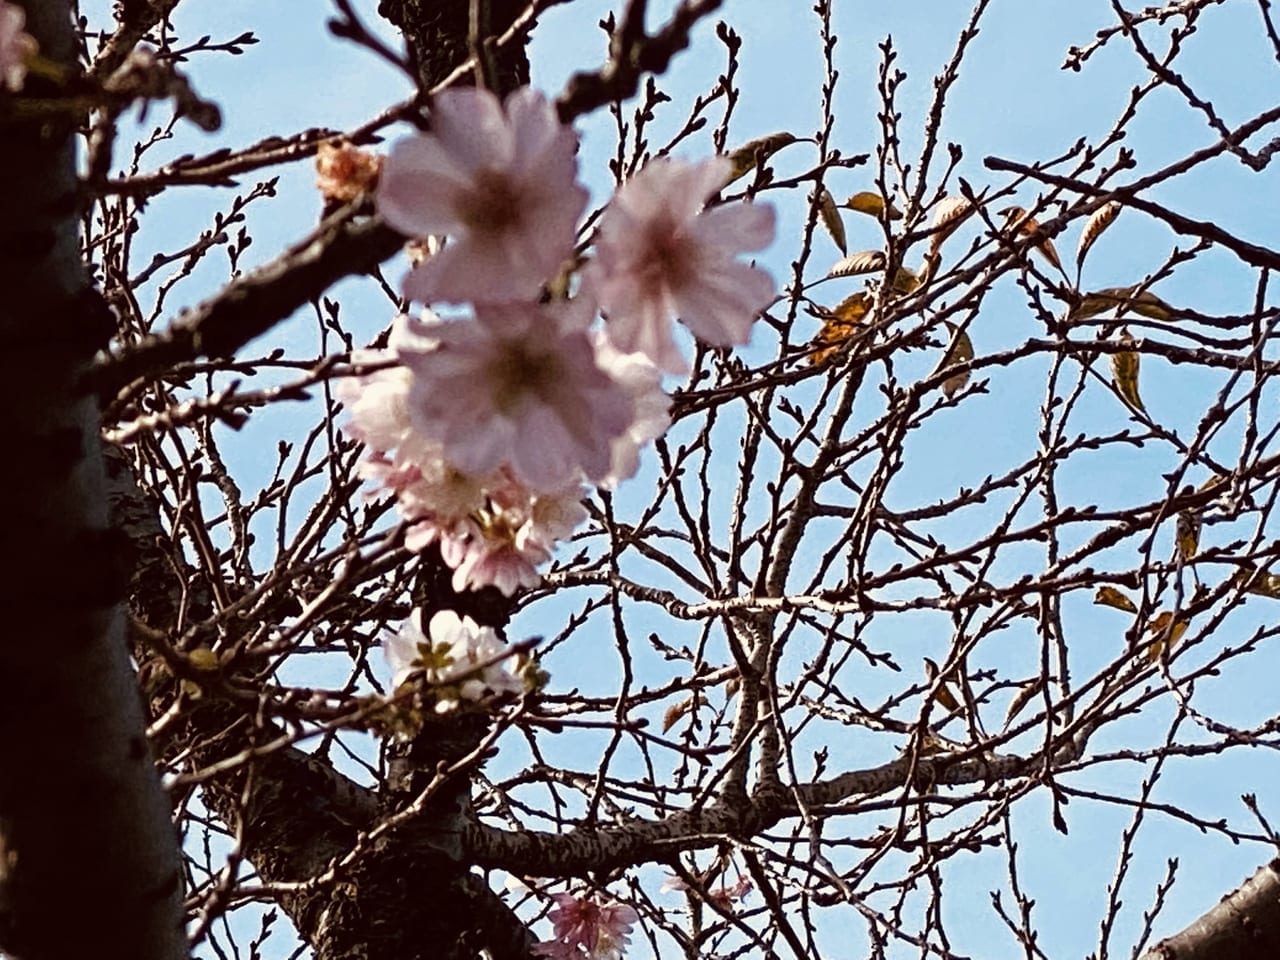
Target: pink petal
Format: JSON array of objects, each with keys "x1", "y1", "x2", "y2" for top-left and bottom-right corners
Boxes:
[
  {"x1": 431, "y1": 87, "x2": 514, "y2": 171},
  {"x1": 673, "y1": 259, "x2": 775, "y2": 346},
  {"x1": 377, "y1": 137, "x2": 471, "y2": 236},
  {"x1": 692, "y1": 200, "x2": 776, "y2": 253}
]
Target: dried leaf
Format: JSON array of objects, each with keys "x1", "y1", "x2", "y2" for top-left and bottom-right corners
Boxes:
[
  {"x1": 843, "y1": 190, "x2": 903, "y2": 220},
  {"x1": 1176, "y1": 485, "x2": 1200, "y2": 561},
  {"x1": 1231, "y1": 565, "x2": 1280, "y2": 599},
  {"x1": 1094, "y1": 585, "x2": 1138, "y2": 614},
  {"x1": 891, "y1": 266, "x2": 922, "y2": 294},
  {"x1": 928, "y1": 195, "x2": 975, "y2": 258},
  {"x1": 917, "y1": 730, "x2": 951, "y2": 756},
  {"x1": 1076, "y1": 200, "x2": 1122, "y2": 271},
  {"x1": 817, "y1": 187, "x2": 847, "y2": 254},
  {"x1": 829, "y1": 250, "x2": 886, "y2": 279},
  {"x1": 1001, "y1": 205, "x2": 1063, "y2": 273},
  {"x1": 924, "y1": 657, "x2": 961, "y2": 712},
  {"x1": 810, "y1": 291, "x2": 871, "y2": 366},
  {"x1": 1003, "y1": 677, "x2": 1046, "y2": 728},
  {"x1": 1146, "y1": 610, "x2": 1188, "y2": 662},
  {"x1": 724, "y1": 132, "x2": 799, "y2": 185},
  {"x1": 1110, "y1": 328, "x2": 1146, "y2": 414},
  {"x1": 1071, "y1": 285, "x2": 1176, "y2": 322},
  {"x1": 663, "y1": 695, "x2": 696, "y2": 733},
  {"x1": 931, "y1": 323, "x2": 974, "y2": 399}
]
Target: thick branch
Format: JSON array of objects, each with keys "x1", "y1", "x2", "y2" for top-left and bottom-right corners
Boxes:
[{"x1": 1140, "y1": 859, "x2": 1280, "y2": 960}]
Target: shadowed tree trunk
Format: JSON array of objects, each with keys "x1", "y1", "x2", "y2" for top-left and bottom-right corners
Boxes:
[{"x1": 0, "y1": 2, "x2": 185, "y2": 958}]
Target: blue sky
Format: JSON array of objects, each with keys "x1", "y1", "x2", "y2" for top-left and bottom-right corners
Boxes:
[{"x1": 80, "y1": 0, "x2": 1280, "y2": 957}]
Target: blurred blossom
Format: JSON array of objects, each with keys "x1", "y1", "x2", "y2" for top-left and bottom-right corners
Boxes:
[
  {"x1": 376, "y1": 86, "x2": 588, "y2": 304},
  {"x1": 0, "y1": 1, "x2": 35, "y2": 92},
  {"x1": 585, "y1": 155, "x2": 776, "y2": 373},
  {"x1": 450, "y1": 475, "x2": 587, "y2": 596}
]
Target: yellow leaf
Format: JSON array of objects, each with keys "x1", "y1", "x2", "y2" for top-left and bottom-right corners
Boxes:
[
  {"x1": 928, "y1": 195, "x2": 975, "y2": 258},
  {"x1": 1094, "y1": 585, "x2": 1138, "y2": 614},
  {"x1": 843, "y1": 191, "x2": 903, "y2": 220},
  {"x1": 810, "y1": 291, "x2": 871, "y2": 366},
  {"x1": 1003, "y1": 676, "x2": 1046, "y2": 728},
  {"x1": 1076, "y1": 200, "x2": 1122, "y2": 271},
  {"x1": 831, "y1": 290, "x2": 872, "y2": 322},
  {"x1": 817, "y1": 187, "x2": 847, "y2": 254},
  {"x1": 1000, "y1": 205, "x2": 1064, "y2": 273},
  {"x1": 724, "y1": 132, "x2": 799, "y2": 186},
  {"x1": 829, "y1": 250, "x2": 886, "y2": 279},
  {"x1": 1071, "y1": 285, "x2": 1176, "y2": 322},
  {"x1": 924, "y1": 657, "x2": 961, "y2": 712},
  {"x1": 1146, "y1": 610, "x2": 1188, "y2": 662},
  {"x1": 1110, "y1": 328, "x2": 1146, "y2": 414},
  {"x1": 931, "y1": 323, "x2": 974, "y2": 399}
]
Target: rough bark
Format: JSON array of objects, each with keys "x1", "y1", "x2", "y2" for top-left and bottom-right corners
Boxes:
[
  {"x1": 0, "y1": 3, "x2": 186, "y2": 958},
  {"x1": 378, "y1": 0, "x2": 531, "y2": 93},
  {"x1": 1140, "y1": 859, "x2": 1280, "y2": 960}
]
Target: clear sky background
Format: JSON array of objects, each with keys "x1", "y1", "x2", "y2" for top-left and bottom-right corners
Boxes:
[{"x1": 80, "y1": 0, "x2": 1280, "y2": 957}]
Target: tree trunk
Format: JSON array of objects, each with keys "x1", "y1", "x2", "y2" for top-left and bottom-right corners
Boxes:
[{"x1": 0, "y1": 3, "x2": 186, "y2": 958}]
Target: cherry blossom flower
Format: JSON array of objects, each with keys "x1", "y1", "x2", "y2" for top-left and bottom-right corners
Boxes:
[
  {"x1": 534, "y1": 894, "x2": 639, "y2": 960},
  {"x1": 383, "y1": 609, "x2": 523, "y2": 710},
  {"x1": 585, "y1": 155, "x2": 777, "y2": 373},
  {"x1": 449, "y1": 475, "x2": 587, "y2": 596},
  {"x1": 376, "y1": 86, "x2": 588, "y2": 304},
  {"x1": 398, "y1": 300, "x2": 634, "y2": 492},
  {"x1": 339, "y1": 317, "x2": 596, "y2": 595},
  {"x1": 659, "y1": 873, "x2": 752, "y2": 909},
  {"x1": 0, "y1": 1, "x2": 36, "y2": 92}
]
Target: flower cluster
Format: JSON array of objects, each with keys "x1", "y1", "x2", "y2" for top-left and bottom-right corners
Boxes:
[
  {"x1": 383, "y1": 608, "x2": 523, "y2": 712},
  {"x1": 533, "y1": 894, "x2": 639, "y2": 960},
  {"x1": 0, "y1": 1, "x2": 36, "y2": 92},
  {"x1": 340, "y1": 85, "x2": 775, "y2": 595}
]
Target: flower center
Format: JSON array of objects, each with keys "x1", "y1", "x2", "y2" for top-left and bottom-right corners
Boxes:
[
  {"x1": 488, "y1": 341, "x2": 560, "y2": 413},
  {"x1": 641, "y1": 219, "x2": 696, "y2": 289},
  {"x1": 457, "y1": 169, "x2": 523, "y2": 235}
]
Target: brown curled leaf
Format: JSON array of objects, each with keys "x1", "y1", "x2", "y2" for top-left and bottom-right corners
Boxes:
[
  {"x1": 1094, "y1": 585, "x2": 1138, "y2": 614},
  {"x1": 1076, "y1": 200, "x2": 1122, "y2": 271},
  {"x1": 1000, "y1": 205, "x2": 1063, "y2": 273},
  {"x1": 817, "y1": 187, "x2": 847, "y2": 254}
]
